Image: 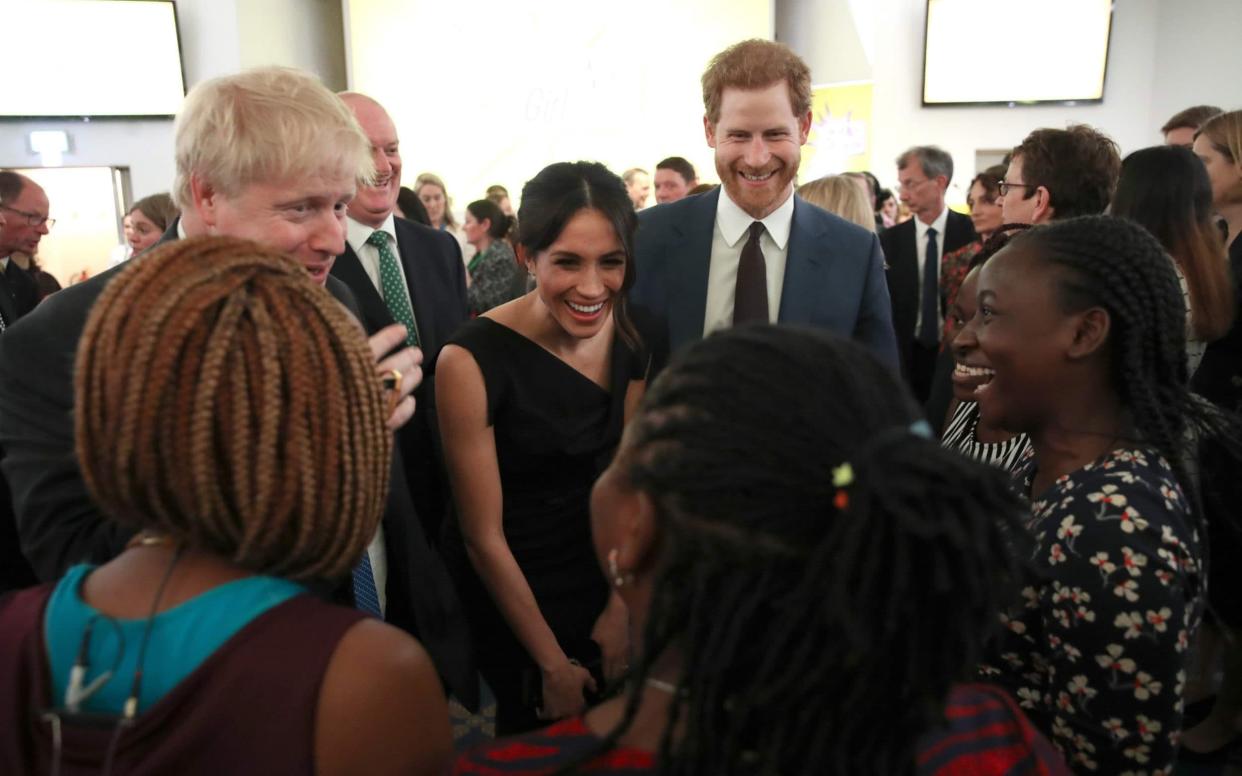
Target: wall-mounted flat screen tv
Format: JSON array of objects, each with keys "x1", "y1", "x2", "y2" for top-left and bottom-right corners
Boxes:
[
  {"x1": 922, "y1": 0, "x2": 1113, "y2": 106},
  {"x1": 3, "y1": 0, "x2": 185, "y2": 119}
]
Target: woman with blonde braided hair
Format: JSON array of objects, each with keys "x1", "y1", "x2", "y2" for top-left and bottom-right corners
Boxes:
[{"x1": 0, "y1": 236, "x2": 452, "y2": 775}]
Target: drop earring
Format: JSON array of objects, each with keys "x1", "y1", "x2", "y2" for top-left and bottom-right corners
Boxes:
[{"x1": 608, "y1": 548, "x2": 627, "y2": 588}]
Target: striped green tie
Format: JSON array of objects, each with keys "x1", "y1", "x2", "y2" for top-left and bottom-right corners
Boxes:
[{"x1": 367, "y1": 230, "x2": 420, "y2": 348}]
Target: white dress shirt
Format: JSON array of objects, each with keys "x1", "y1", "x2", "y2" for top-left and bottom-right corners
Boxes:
[
  {"x1": 702, "y1": 188, "x2": 794, "y2": 336},
  {"x1": 347, "y1": 213, "x2": 416, "y2": 316},
  {"x1": 913, "y1": 206, "x2": 950, "y2": 339}
]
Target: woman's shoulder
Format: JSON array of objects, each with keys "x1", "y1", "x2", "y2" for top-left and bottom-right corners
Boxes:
[{"x1": 1039, "y1": 447, "x2": 1184, "y2": 509}]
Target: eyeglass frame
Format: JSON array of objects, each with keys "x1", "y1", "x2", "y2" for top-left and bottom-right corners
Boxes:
[
  {"x1": 997, "y1": 181, "x2": 1036, "y2": 198},
  {"x1": 1, "y1": 204, "x2": 55, "y2": 229}
]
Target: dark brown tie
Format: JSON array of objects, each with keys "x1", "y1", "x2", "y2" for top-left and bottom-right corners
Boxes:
[{"x1": 733, "y1": 222, "x2": 768, "y2": 325}]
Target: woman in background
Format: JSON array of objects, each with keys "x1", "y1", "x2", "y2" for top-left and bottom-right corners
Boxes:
[
  {"x1": 395, "y1": 186, "x2": 431, "y2": 226},
  {"x1": 796, "y1": 175, "x2": 875, "y2": 231},
  {"x1": 463, "y1": 198, "x2": 525, "y2": 315},
  {"x1": 1181, "y1": 108, "x2": 1242, "y2": 762},
  {"x1": 0, "y1": 237, "x2": 451, "y2": 775},
  {"x1": 1112, "y1": 145, "x2": 1233, "y2": 377},
  {"x1": 438, "y1": 162, "x2": 648, "y2": 735},
  {"x1": 939, "y1": 165, "x2": 1005, "y2": 335},
  {"x1": 455, "y1": 325, "x2": 1067, "y2": 775},
  {"x1": 126, "y1": 192, "x2": 179, "y2": 256},
  {"x1": 416, "y1": 172, "x2": 474, "y2": 266}
]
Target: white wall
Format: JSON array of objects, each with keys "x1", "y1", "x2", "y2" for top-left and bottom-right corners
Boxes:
[
  {"x1": 1148, "y1": 0, "x2": 1242, "y2": 137},
  {"x1": 238, "y1": 0, "x2": 346, "y2": 90},
  {"x1": 780, "y1": 0, "x2": 1242, "y2": 199},
  {"x1": 0, "y1": 0, "x2": 346, "y2": 205}
]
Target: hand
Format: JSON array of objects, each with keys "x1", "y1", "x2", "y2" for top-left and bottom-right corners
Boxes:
[
  {"x1": 368, "y1": 323, "x2": 423, "y2": 430},
  {"x1": 591, "y1": 592, "x2": 630, "y2": 684},
  {"x1": 538, "y1": 659, "x2": 596, "y2": 721}
]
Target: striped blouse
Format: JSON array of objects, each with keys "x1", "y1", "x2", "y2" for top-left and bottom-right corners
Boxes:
[{"x1": 941, "y1": 401, "x2": 1032, "y2": 474}]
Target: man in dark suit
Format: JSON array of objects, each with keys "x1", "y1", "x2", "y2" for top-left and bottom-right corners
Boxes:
[
  {"x1": 333, "y1": 92, "x2": 469, "y2": 547},
  {"x1": 0, "y1": 172, "x2": 47, "y2": 320},
  {"x1": 0, "y1": 67, "x2": 475, "y2": 706},
  {"x1": 631, "y1": 40, "x2": 897, "y2": 368},
  {"x1": 881, "y1": 146, "x2": 977, "y2": 401}
]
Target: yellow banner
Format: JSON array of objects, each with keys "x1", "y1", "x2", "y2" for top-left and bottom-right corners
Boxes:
[{"x1": 802, "y1": 81, "x2": 873, "y2": 181}]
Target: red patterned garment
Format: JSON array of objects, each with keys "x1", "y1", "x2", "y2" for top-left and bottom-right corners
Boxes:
[{"x1": 452, "y1": 684, "x2": 1068, "y2": 775}]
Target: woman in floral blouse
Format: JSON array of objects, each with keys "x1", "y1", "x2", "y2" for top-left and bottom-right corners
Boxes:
[{"x1": 959, "y1": 215, "x2": 1242, "y2": 773}]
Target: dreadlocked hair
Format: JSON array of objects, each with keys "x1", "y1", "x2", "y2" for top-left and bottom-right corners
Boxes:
[
  {"x1": 1004, "y1": 215, "x2": 1242, "y2": 512},
  {"x1": 576, "y1": 325, "x2": 1032, "y2": 775},
  {"x1": 75, "y1": 235, "x2": 392, "y2": 582}
]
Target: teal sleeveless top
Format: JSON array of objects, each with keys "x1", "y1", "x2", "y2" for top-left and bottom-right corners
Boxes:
[{"x1": 44, "y1": 564, "x2": 305, "y2": 714}]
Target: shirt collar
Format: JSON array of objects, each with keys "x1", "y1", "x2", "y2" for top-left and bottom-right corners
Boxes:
[
  {"x1": 915, "y1": 206, "x2": 950, "y2": 240},
  {"x1": 347, "y1": 213, "x2": 397, "y2": 252},
  {"x1": 716, "y1": 187, "x2": 795, "y2": 250}
]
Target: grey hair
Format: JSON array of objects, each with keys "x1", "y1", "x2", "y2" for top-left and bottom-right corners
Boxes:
[{"x1": 897, "y1": 146, "x2": 954, "y2": 184}]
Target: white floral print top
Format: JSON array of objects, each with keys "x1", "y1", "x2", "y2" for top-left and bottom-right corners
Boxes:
[{"x1": 981, "y1": 447, "x2": 1203, "y2": 775}]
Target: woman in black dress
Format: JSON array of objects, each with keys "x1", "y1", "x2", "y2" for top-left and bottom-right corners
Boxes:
[
  {"x1": 961, "y1": 216, "x2": 1242, "y2": 773},
  {"x1": 437, "y1": 162, "x2": 647, "y2": 734}
]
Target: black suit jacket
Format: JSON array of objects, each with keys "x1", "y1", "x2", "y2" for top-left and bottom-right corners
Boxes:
[
  {"x1": 880, "y1": 210, "x2": 977, "y2": 375},
  {"x1": 0, "y1": 260, "x2": 37, "y2": 327},
  {"x1": 0, "y1": 222, "x2": 476, "y2": 706},
  {"x1": 330, "y1": 216, "x2": 469, "y2": 545}
]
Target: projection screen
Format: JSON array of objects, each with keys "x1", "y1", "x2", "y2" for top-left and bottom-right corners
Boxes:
[{"x1": 3, "y1": 0, "x2": 185, "y2": 118}]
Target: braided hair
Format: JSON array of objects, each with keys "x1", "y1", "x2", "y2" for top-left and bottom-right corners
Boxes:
[
  {"x1": 579, "y1": 326, "x2": 1032, "y2": 775},
  {"x1": 75, "y1": 236, "x2": 392, "y2": 582},
  {"x1": 1002, "y1": 215, "x2": 1242, "y2": 508}
]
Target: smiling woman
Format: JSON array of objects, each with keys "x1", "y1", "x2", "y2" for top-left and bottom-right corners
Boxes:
[
  {"x1": 968, "y1": 215, "x2": 1242, "y2": 773},
  {"x1": 436, "y1": 161, "x2": 650, "y2": 735}
]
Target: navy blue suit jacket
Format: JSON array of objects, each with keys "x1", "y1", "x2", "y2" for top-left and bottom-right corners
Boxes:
[{"x1": 630, "y1": 188, "x2": 898, "y2": 368}]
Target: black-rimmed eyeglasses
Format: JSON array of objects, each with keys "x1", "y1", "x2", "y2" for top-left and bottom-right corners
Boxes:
[{"x1": 997, "y1": 181, "x2": 1035, "y2": 197}]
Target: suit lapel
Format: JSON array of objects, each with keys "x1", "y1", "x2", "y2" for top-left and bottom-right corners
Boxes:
[
  {"x1": 332, "y1": 243, "x2": 395, "y2": 335},
  {"x1": 395, "y1": 219, "x2": 439, "y2": 349},
  {"x1": 778, "y1": 197, "x2": 827, "y2": 324},
  {"x1": 667, "y1": 190, "x2": 717, "y2": 350}
]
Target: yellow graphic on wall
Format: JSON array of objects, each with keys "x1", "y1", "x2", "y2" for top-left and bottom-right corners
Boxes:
[{"x1": 802, "y1": 81, "x2": 874, "y2": 182}]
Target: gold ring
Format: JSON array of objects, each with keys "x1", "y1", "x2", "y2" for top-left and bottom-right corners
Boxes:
[{"x1": 381, "y1": 368, "x2": 402, "y2": 390}]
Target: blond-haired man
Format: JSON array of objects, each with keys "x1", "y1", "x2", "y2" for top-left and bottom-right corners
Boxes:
[{"x1": 0, "y1": 66, "x2": 476, "y2": 707}]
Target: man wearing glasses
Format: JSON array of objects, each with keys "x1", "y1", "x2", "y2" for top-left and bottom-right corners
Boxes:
[
  {"x1": 881, "y1": 146, "x2": 977, "y2": 402},
  {"x1": 998, "y1": 125, "x2": 1120, "y2": 227},
  {"x1": 0, "y1": 171, "x2": 48, "y2": 323}
]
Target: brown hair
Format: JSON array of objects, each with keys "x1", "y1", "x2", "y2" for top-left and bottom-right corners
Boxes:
[
  {"x1": 969, "y1": 164, "x2": 1007, "y2": 204},
  {"x1": 1113, "y1": 145, "x2": 1234, "y2": 341},
  {"x1": 1011, "y1": 124, "x2": 1120, "y2": 219},
  {"x1": 75, "y1": 236, "x2": 391, "y2": 581},
  {"x1": 1197, "y1": 111, "x2": 1242, "y2": 206},
  {"x1": 701, "y1": 39, "x2": 811, "y2": 125},
  {"x1": 1162, "y1": 105, "x2": 1222, "y2": 135},
  {"x1": 415, "y1": 171, "x2": 458, "y2": 228},
  {"x1": 129, "y1": 192, "x2": 179, "y2": 233}
]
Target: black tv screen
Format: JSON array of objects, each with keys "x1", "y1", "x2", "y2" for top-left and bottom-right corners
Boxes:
[
  {"x1": 922, "y1": 0, "x2": 1113, "y2": 106},
  {"x1": 3, "y1": 0, "x2": 185, "y2": 119}
]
